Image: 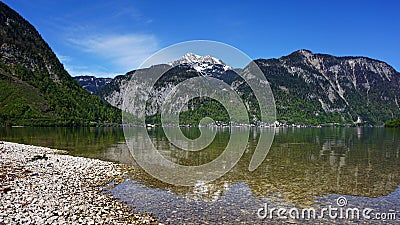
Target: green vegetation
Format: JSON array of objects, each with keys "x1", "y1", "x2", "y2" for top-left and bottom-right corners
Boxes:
[
  {"x1": 180, "y1": 98, "x2": 230, "y2": 125},
  {"x1": 144, "y1": 97, "x2": 231, "y2": 126},
  {"x1": 385, "y1": 118, "x2": 400, "y2": 128},
  {"x1": 0, "y1": 2, "x2": 121, "y2": 126}
]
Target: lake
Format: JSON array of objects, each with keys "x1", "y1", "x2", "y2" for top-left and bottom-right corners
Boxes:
[{"x1": 1, "y1": 127, "x2": 399, "y2": 224}]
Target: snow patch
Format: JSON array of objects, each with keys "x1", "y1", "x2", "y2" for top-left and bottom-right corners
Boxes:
[{"x1": 168, "y1": 52, "x2": 232, "y2": 74}]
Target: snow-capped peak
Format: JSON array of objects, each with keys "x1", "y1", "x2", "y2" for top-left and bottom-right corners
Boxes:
[
  {"x1": 168, "y1": 53, "x2": 232, "y2": 74},
  {"x1": 169, "y1": 52, "x2": 225, "y2": 65}
]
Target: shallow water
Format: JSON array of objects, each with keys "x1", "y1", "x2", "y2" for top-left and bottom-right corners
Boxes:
[{"x1": 1, "y1": 127, "x2": 400, "y2": 224}]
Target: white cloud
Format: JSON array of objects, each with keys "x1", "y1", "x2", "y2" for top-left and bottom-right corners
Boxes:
[{"x1": 68, "y1": 34, "x2": 159, "y2": 72}]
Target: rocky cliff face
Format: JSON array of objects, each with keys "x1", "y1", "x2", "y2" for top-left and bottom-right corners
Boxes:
[
  {"x1": 98, "y1": 50, "x2": 400, "y2": 125},
  {"x1": 256, "y1": 50, "x2": 400, "y2": 125},
  {"x1": 98, "y1": 64, "x2": 209, "y2": 118}
]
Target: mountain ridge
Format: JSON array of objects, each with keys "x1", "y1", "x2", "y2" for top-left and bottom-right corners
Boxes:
[{"x1": 97, "y1": 51, "x2": 400, "y2": 126}]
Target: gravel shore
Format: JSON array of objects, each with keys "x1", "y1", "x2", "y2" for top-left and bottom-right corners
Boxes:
[{"x1": 0, "y1": 141, "x2": 161, "y2": 225}]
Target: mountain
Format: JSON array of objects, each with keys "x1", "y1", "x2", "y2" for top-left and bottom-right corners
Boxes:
[
  {"x1": 255, "y1": 50, "x2": 400, "y2": 125},
  {"x1": 98, "y1": 50, "x2": 400, "y2": 126},
  {"x1": 97, "y1": 53, "x2": 243, "y2": 125},
  {"x1": 74, "y1": 76, "x2": 112, "y2": 94},
  {"x1": 168, "y1": 52, "x2": 232, "y2": 76},
  {"x1": 0, "y1": 2, "x2": 121, "y2": 126},
  {"x1": 169, "y1": 52, "x2": 226, "y2": 66}
]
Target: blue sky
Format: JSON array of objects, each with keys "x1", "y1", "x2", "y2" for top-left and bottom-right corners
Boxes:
[{"x1": 3, "y1": 0, "x2": 400, "y2": 77}]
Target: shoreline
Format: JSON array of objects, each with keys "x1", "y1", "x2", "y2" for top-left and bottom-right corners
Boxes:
[{"x1": 0, "y1": 141, "x2": 160, "y2": 224}]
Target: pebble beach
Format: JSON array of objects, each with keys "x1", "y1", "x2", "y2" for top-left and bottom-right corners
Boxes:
[{"x1": 0, "y1": 141, "x2": 160, "y2": 225}]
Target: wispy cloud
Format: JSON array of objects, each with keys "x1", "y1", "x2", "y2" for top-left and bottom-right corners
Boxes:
[
  {"x1": 68, "y1": 34, "x2": 159, "y2": 73},
  {"x1": 55, "y1": 52, "x2": 72, "y2": 63}
]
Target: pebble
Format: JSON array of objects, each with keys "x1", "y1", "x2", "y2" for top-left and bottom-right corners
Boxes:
[{"x1": 0, "y1": 141, "x2": 162, "y2": 225}]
